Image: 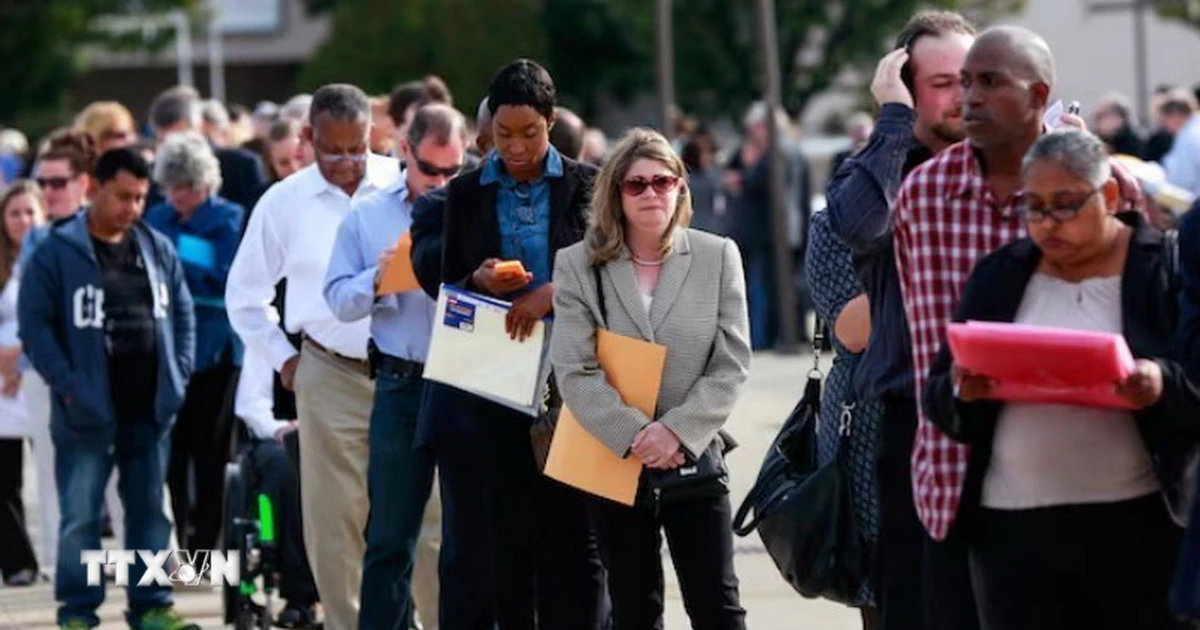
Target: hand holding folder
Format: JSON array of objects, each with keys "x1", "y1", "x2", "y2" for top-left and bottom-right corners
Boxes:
[
  {"x1": 376, "y1": 232, "x2": 420, "y2": 296},
  {"x1": 544, "y1": 329, "x2": 667, "y2": 506}
]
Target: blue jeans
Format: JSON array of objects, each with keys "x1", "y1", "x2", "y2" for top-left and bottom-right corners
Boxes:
[
  {"x1": 54, "y1": 419, "x2": 174, "y2": 627},
  {"x1": 358, "y1": 368, "x2": 436, "y2": 630}
]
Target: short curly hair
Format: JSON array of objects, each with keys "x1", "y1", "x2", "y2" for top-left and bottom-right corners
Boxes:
[
  {"x1": 153, "y1": 132, "x2": 223, "y2": 193},
  {"x1": 487, "y1": 59, "x2": 556, "y2": 121}
]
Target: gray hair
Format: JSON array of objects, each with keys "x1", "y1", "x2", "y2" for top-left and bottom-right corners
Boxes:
[
  {"x1": 149, "y1": 87, "x2": 202, "y2": 133},
  {"x1": 407, "y1": 104, "x2": 468, "y2": 150},
  {"x1": 279, "y1": 94, "x2": 312, "y2": 122},
  {"x1": 153, "y1": 131, "x2": 223, "y2": 193},
  {"x1": 201, "y1": 99, "x2": 230, "y2": 128},
  {"x1": 1022, "y1": 129, "x2": 1111, "y2": 187},
  {"x1": 309, "y1": 84, "x2": 371, "y2": 127}
]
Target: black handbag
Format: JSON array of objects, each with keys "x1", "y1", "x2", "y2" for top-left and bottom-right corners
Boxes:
[
  {"x1": 590, "y1": 265, "x2": 731, "y2": 509},
  {"x1": 731, "y1": 323, "x2": 865, "y2": 605}
]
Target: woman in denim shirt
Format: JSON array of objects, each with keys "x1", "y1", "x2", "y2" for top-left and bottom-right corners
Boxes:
[{"x1": 144, "y1": 131, "x2": 244, "y2": 553}]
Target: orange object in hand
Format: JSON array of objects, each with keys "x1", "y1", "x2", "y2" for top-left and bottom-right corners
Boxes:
[{"x1": 495, "y1": 260, "x2": 527, "y2": 279}]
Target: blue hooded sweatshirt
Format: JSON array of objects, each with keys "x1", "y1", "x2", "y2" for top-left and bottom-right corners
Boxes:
[
  {"x1": 18, "y1": 211, "x2": 196, "y2": 442},
  {"x1": 144, "y1": 195, "x2": 244, "y2": 372}
]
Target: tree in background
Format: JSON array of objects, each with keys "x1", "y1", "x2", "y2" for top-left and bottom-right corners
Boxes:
[
  {"x1": 302, "y1": 0, "x2": 1023, "y2": 126},
  {"x1": 0, "y1": 0, "x2": 197, "y2": 135},
  {"x1": 1156, "y1": 0, "x2": 1200, "y2": 29}
]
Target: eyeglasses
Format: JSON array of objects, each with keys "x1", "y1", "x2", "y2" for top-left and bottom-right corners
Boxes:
[
  {"x1": 316, "y1": 149, "x2": 369, "y2": 164},
  {"x1": 1015, "y1": 187, "x2": 1103, "y2": 224},
  {"x1": 36, "y1": 177, "x2": 71, "y2": 191},
  {"x1": 415, "y1": 158, "x2": 463, "y2": 179},
  {"x1": 620, "y1": 174, "x2": 681, "y2": 197}
]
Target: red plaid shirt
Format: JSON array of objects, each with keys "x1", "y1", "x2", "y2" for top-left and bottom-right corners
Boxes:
[{"x1": 893, "y1": 140, "x2": 1145, "y2": 539}]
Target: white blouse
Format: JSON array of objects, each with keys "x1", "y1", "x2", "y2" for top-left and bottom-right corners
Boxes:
[{"x1": 981, "y1": 273, "x2": 1160, "y2": 510}]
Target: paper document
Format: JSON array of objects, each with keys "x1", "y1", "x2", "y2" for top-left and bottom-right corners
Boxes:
[
  {"x1": 176, "y1": 234, "x2": 216, "y2": 270},
  {"x1": 544, "y1": 329, "x2": 667, "y2": 506},
  {"x1": 423, "y1": 285, "x2": 550, "y2": 416},
  {"x1": 947, "y1": 320, "x2": 1137, "y2": 409},
  {"x1": 376, "y1": 232, "x2": 420, "y2": 295}
]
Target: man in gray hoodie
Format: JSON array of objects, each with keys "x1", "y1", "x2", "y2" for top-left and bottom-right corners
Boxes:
[{"x1": 18, "y1": 148, "x2": 197, "y2": 630}]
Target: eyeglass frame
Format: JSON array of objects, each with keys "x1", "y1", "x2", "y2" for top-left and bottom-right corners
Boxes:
[
  {"x1": 620, "y1": 174, "x2": 682, "y2": 197},
  {"x1": 1015, "y1": 186, "x2": 1105, "y2": 224}
]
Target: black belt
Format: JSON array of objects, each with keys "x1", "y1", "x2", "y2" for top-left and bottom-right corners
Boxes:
[{"x1": 375, "y1": 353, "x2": 424, "y2": 378}]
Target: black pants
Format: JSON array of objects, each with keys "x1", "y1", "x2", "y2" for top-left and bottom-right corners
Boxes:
[
  {"x1": 970, "y1": 493, "x2": 1185, "y2": 630},
  {"x1": 168, "y1": 360, "x2": 236, "y2": 551},
  {"x1": 875, "y1": 396, "x2": 978, "y2": 630},
  {"x1": 0, "y1": 438, "x2": 37, "y2": 578},
  {"x1": 483, "y1": 410, "x2": 609, "y2": 630},
  {"x1": 247, "y1": 439, "x2": 318, "y2": 607},
  {"x1": 590, "y1": 490, "x2": 745, "y2": 630}
]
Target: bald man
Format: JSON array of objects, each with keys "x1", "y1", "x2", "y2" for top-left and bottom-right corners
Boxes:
[
  {"x1": 475, "y1": 97, "x2": 493, "y2": 156},
  {"x1": 893, "y1": 26, "x2": 1145, "y2": 630},
  {"x1": 549, "y1": 106, "x2": 585, "y2": 160}
]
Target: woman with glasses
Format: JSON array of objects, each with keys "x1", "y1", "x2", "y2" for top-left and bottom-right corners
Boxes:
[
  {"x1": 144, "y1": 131, "x2": 245, "y2": 554},
  {"x1": 550, "y1": 128, "x2": 752, "y2": 629},
  {"x1": 424, "y1": 58, "x2": 608, "y2": 629},
  {"x1": 923, "y1": 129, "x2": 1200, "y2": 630},
  {"x1": 0, "y1": 180, "x2": 46, "y2": 587}
]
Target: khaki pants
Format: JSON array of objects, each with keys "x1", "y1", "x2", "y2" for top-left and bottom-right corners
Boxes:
[{"x1": 295, "y1": 341, "x2": 442, "y2": 629}]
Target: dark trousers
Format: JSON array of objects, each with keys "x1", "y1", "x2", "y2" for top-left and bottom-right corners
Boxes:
[
  {"x1": 168, "y1": 360, "x2": 236, "y2": 551},
  {"x1": 433, "y1": 417, "x2": 494, "y2": 630},
  {"x1": 247, "y1": 439, "x2": 318, "y2": 607},
  {"x1": 970, "y1": 493, "x2": 1185, "y2": 630},
  {"x1": 483, "y1": 409, "x2": 609, "y2": 630},
  {"x1": 590, "y1": 492, "x2": 745, "y2": 630},
  {"x1": 359, "y1": 369, "x2": 436, "y2": 630},
  {"x1": 0, "y1": 437, "x2": 38, "y2": 578}
]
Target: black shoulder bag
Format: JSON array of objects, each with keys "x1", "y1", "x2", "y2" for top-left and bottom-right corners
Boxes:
[
  {"x1": 592, "y1": 265, "x2": 730, "y2": 510},
  {"x1": 731, "y1": 322, "x2": 865, "y2": 604}
]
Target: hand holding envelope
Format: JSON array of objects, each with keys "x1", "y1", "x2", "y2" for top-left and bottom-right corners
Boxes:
[{"x1": 376, "y1": 232, "x2": 420, "y2": 296}]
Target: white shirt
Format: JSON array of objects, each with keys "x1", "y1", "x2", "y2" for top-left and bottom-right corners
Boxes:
[
  {"x1": 982, "y1": 273, "x2": 1160, "y2": 509},
  {"x1": 235, "y1": 345, "x2": 289, "y2": 440},
  {"x1": 226, "y1": 155, "x2": 400, "y2": 369},
  {"x1": 0, "y1": 274, "x2": 27, "y2": 438}
]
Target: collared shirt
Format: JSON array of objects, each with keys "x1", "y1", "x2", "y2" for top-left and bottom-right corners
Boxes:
[
  {"x1": 235, "y1": 344, "x2": 289, "y2": 440},
  {"x1": 226, "y1": 155, "x2": 400, "y2": 370},
  {"x1": 324, "y1": 175, "x2": 436, "y2": 363},
  {"x1": 894, "y1": 140, "x2": 1145, "y2": 540},
  {"x1": 479, "y1": 146, "x2": 564, "y2": 287},
  {"x1": 825, "y1": 103, "x2": 932, "y2": 400},
  {"x1": 1165, "y1": 113, "x2": 1200, "y2": 197}
]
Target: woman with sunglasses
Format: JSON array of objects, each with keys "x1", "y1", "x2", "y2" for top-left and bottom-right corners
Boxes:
[
  {"x1": 425, "y1": 58, "x2": 607, "y2": 629},
  {"x1": 924, "y1": 129, "x2": 1200, "y2": 630},
  {"x1": 550, "y1": 128, "x2": 752, "y2": 629}
]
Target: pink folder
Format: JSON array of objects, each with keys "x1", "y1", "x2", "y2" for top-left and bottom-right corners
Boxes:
[{"x1": 946, "y1": 321, "x2": 1137, "y2": 410}]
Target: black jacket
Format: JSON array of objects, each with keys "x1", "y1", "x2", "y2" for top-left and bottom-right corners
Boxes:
[{"x1": 924, "y1": 212, "x2": 1200, "y2": 516}]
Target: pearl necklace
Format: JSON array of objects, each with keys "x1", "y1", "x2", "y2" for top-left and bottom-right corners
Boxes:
[{"x1": 632, "y1": 256, "x2": 665, "y2": 267}]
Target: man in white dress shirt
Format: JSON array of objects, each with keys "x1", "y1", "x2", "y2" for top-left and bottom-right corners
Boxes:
[{"x1": 226, "y1": 84, "x2": 400, "y2": 630}]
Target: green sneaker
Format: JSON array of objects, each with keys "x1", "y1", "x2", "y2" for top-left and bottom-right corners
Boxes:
[
  {"x1": 59, "y1": 621, "x2": 92, "y2": 630},
  {"x1": 132, "y1": 607, "x2": 201, "y2": 630}
]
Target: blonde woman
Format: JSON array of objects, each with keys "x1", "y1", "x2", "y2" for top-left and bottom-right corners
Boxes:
[
  {"x1": 550, "y1": 128, "x2": 752, "y2": 629},
  {"x1": 0, "y1": 180, "x2": 46, "y2": 585}
]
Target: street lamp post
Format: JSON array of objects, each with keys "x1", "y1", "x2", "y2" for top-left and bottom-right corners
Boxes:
[
  {"x1": 1085, "y1": 0, "x2": 1150, "y2": 124},
  {"x1": 656, "y1": 0, "x2": 676, "y2": 134}
]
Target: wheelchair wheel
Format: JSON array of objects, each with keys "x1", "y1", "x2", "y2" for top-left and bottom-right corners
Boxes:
[{"x1": 222, "y1": 460, "x2": 248, "y2": 625}]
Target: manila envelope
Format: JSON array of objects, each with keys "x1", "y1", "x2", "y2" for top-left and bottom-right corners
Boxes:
[
  {"x1": 544, "y1": 329, "x2": 667, "y2": 506},
  {"x1": 376, "y1": 232, "x2": 420, "y2": 296}
]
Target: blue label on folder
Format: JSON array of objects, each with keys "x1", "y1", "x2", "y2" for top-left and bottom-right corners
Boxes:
[{"x1": 443, "y1": 296, "x2": 476, "y2": 333}]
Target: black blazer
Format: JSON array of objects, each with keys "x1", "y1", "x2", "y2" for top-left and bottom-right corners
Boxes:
[
  {"x1": 924, "y1": 212, "x2": 1200, "y2": 517},
  {"x1": 415, "y1": 155, "x2": 598, "y2": 447}
]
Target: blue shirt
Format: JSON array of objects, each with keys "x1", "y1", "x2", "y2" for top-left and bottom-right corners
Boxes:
[
  {"x1": 323, "y1": 177, "x2": 436, "y2": 363},
  {"x1": 144, "y1": 195, "x2": 244, "y2": 372},
  {"x1": 1166, "y1": 113, "x2": 1200, "y2": 197},
  {"x1": 479, "y1": 146, "x2": 564, "y2": 288},
  {"x1": 825, "y1": 104, "x2": 931, "y2": 401}
]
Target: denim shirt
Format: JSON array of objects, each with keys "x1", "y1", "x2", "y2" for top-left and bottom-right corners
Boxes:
[
  {"x1": 825, "y1": 104, "x2": 932, "y2": 401},
  {"x1": 479, "y1": 146, "x2": 565, "y2": 288}
]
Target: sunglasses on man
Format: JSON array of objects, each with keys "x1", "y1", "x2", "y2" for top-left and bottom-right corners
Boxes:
[
  {"x1": 414, "y1": 158, "x2": 463, "y2": 179},
  {"x1": 36, "y1": 177, "x2": 72, "y2": 191}
]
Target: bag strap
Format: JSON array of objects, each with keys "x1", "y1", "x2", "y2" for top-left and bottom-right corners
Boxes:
[
  {"x1": 1165, "y1": 228, "x2": 1181, "y2": 297},
  {"x1": 810, "y1": 318, "x2": 826, "y2": 378},
  {"x1": 593, "y1": 265, "x2": 608, "y2": 328}
]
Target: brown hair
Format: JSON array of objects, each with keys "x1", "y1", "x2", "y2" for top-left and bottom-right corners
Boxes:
[
  {"x1": 38, "y1": 128, "x2": 98, "y2": 177},
  {"x1": 0, "y1": 180, "x2": 47, "y2": 287},
  {"x1": 586, "y1": 128, "x2": 692, "y2": 266},
  {"x1": 262, "y1": 118, "x2": 303, "y2": 180},
  {"x1": 896, "y1": 11, "x2": 977, "y2": 95}
]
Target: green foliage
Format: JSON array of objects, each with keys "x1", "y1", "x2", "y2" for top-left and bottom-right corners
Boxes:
[
  {"x1": 1154, "y1": 0, "x2": 1200, "y2": 29},
  {"x1": 301, "y1": 0, "x2": 1025, "y2": 125},
  {"x1": 0, "y1": 0, "x2": 198, "y2": 131}
]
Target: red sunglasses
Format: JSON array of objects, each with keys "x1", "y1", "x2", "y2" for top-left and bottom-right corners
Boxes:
[{"x1": 621, "y1": 174, "x2": 680, "y2": 197}]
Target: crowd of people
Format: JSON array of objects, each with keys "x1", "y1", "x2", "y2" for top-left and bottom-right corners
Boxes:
[{"x1": 0, "y1": 7, "x2": 1199, "y2": 630}]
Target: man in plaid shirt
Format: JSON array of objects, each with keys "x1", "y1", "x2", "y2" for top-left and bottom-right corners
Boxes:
[{"x1": 894, "y1": 24, "x2": 1144, "y2": 616}]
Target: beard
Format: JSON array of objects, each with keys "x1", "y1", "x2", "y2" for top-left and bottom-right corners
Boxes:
[{"x1": 931, "y1": 117, "x2": 966, "y2": 145}]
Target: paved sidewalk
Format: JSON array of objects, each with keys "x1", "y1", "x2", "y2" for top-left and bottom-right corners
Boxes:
[{"x1": 2, "y1": 351, "x2": 862, "y2": 629}]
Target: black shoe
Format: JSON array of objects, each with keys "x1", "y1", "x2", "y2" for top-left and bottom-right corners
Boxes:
[
  {"x1": 275, "y1": 604, "x2": 320, "y2": 629},
  {"x1": 4, "y1": 569, "x2": 36, "y2": 587}
]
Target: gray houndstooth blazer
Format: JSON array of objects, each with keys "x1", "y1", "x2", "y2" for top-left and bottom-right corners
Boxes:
[{"x1": 549, "y1": 228, "x2": 752, "y2": 460}]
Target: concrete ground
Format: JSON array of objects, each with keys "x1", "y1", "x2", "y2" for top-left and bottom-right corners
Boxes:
[{"x1": 1, "y1": 351, "x2": 863, "y2": 629}]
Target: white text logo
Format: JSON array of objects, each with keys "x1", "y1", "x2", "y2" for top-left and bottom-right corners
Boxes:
[{"x1": 81, "y1": 550, "x2": 239, "y2": 587}]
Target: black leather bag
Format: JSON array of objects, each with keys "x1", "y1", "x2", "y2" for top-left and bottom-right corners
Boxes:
[{"x1": 731, "y1": 324, "x2": 865, "y2": 604}]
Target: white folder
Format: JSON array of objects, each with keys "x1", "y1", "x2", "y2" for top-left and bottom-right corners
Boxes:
[{"x1": 423, "y1": 284, "x2": 552, "y2": 417}]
